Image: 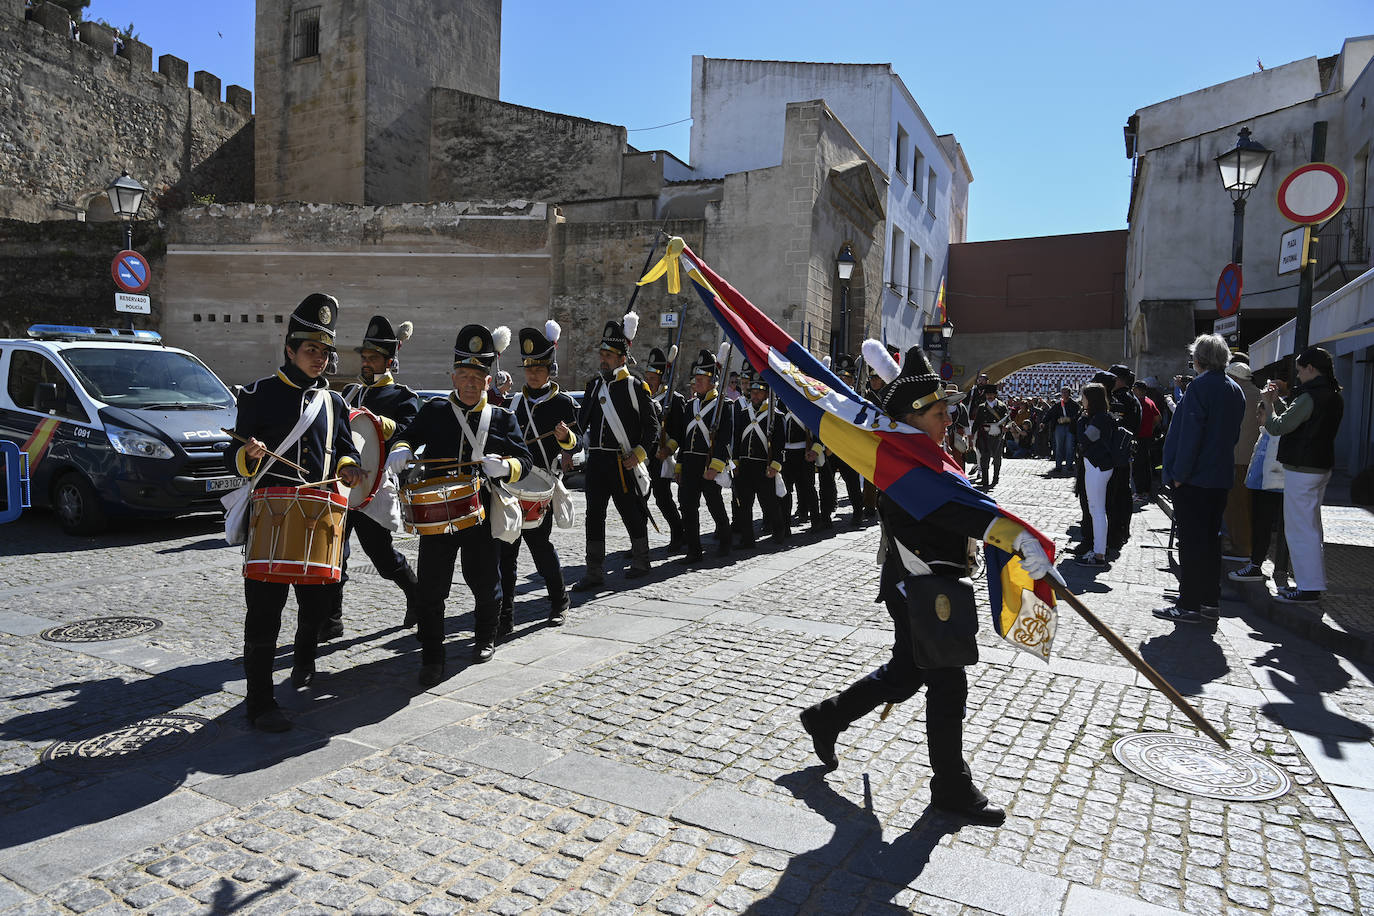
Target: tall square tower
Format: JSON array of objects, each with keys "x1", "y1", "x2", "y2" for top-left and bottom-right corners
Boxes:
[{"x1": 255, "y1": 0, "x2": 501, "y2": 204}]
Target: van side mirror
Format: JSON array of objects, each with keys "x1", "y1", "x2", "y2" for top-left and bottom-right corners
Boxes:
[{"x1": 34, "y1": 383, "x2": 58, "y2": 413}]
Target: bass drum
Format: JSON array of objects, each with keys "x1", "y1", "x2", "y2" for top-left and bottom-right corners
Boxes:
[{"x1": 343, "y1": 407, "x2": 385, "y2": 509}]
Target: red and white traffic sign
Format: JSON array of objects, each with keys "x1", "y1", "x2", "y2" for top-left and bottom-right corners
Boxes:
[
  {"x1": 1276, "y1": 163, "x2": 1347, "y2": 225},
  {"x1": 111, "y1": 249, "x2": 151, "y2": 294}
]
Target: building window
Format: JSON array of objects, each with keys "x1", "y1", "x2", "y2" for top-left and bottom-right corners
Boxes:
[
  {"x1": 926, "y1": 167, "x2": 938, "y2": 213},
  {"x1": 293, "y1": 6, "x2": 321, "y2": 61},
  {"x1": 895, "y1": 126, "x2": 909, "y2": 184},
  {"x1": 908, "y1": 242, "x2": 921, "y2": 304},
  {"x1": 890, "y1": 227, "x2": 905, "y2": 289},
  {"x1": 924, "y1": 254, "x2": 935, "y2": 309},
  {"x1": 912, "y1": 151, "x2": 925, "y2": 201}
]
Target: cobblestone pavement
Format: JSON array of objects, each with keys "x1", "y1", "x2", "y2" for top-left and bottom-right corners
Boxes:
[{"x1": 2, "y1": 458, "x2": 1374, "y2": 914}]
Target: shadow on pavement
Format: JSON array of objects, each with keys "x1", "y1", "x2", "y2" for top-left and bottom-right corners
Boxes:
[
  {"x1": 0, "y1": 511, "x2": 225, "y2": 558},
  {"x1": 1137, "y1": 624, "x2": 1231, "y2": 695}
]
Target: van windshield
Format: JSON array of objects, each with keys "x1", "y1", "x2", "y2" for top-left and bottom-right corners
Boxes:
[{"x1": 59, "y1": 347, "x2": 235, "y2": 410}]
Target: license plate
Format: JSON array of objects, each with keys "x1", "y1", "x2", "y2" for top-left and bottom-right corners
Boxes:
[{"x1": 206, "y1": 476, "x2": 247, "y2": 493}]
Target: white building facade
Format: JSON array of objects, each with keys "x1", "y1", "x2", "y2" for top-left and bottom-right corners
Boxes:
[{"x1": 689, "y1": 57, "x2": 971, "y2": 354}]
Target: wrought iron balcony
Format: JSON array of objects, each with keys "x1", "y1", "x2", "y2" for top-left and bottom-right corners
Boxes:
[{"x1": 1314, "y1": 206, "x2": 1370, "y2": 290}]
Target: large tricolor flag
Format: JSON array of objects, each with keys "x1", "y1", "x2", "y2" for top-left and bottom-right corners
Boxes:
[{"x1": 639, "y1": 238, "x2": 1057, "y2": 660}]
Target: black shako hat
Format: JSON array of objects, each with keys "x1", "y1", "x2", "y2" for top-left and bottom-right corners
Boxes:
[
  {"x1": 877, "y1": 346, "x2": 963, "y2": 417},
  {"x1": 690, "y1": 348, "x2": 719, "y2": 377},
  {"x1": 833, "y1": 354, "x2": 857, "y2": 378},
  {"x1": 356, "y1": 314, "x2": 413, "y2": 359},
  {"x1": 453, "y1": 323, "x2": 510, "y2": 371},
  {"x1": 288, "y1": 293, "x2": 340, "y2": 350},
  {"x1": 645, "y1": 345, "x2": 678, "y2": 376},
  {"x1": 518, "y1": 320, "x2": 561, "y2": 370},
  {"x1": 599, "y1": 311, "x2": 640, "y2": 355},
  {"x1": 1108, "y1": 363, "x2": 1134, "y2": 385},
  {"x1": 747, "y1": 372, "x2": 769, "y2": 392}
]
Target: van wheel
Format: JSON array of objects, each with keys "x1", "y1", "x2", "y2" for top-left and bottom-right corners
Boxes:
[{"x1": 54, "y1": 472, "x2": 107, "y2": 535}]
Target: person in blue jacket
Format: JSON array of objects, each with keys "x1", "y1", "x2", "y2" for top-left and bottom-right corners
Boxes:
[{"x1": 1155, "y1": 334, "x2": 1245, "y2": 623}]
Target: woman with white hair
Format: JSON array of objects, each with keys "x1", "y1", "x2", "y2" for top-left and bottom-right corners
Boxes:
[{"x1": 1154, "y1": 334, "x2": 1246, "y2": 624}]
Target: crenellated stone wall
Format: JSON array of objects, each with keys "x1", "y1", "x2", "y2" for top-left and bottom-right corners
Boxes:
[{"x1": 0, "y1": 2, "x2": 253, "y2": 223}]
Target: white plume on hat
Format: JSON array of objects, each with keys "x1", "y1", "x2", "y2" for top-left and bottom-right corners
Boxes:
[
  {"x1": 492, "y1": 326, "x2": 511, "y2": 354},
  {"x1": 396, "y1": 321, "x2": 414, "y2": 344},
  {"x1": 622, "y1": 311, "x2": 639, "y2": 342},
  {"x1": 666, "y1": 344, "x2": 678, "y2": 363},
  {"x1": 822, "y1": 355, "x2": 832, "y2": 369},
  {"x1": 545, "y1": 320, "x2": 561, "y2": 344},
  {"x1": 862, "y1": 338, "x2": 900, "y2": 384},
  {"x1": 716, "y1": 340, "x2": 730, "y2": 369}
]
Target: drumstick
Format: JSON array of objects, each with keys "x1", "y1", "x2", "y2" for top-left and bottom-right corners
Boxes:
[
  {"x1": 406, "y1": 458, "x2": 485, "y2": 468},
  {"x1": 523, "y1": 422, "x2": 581, "y2": 445},
  {"x1": 297, "y1": 476, "x2": 343, "y2": 489},
  {"x1": 220, "y1": 428, "x2": 311, "y2": 476}
]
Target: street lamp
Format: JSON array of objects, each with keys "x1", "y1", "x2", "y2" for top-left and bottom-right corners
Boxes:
[
  {"x1": 1215, "y1": 128, "x2": 1272, "y2": 266},
  {"x1": 835, "y1": 245, "x2": 855, "y2": 358},
  {"x1": 105, "y1": 171, "x2": 146, "y2": 251}
]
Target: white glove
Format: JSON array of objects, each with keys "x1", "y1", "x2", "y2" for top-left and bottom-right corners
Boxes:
[
  {"x1": 385, "y1": 446, "x2": 412, "y2": 473},
  {"x1": 1013, "y1": 530, "x2": 1053, "y2": 580},
  {"x1": 482, "y1": 454, "x2": 512, "y2": 479}
]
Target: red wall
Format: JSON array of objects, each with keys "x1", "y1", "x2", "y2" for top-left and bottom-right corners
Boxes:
[{"x1": 947, "y1": 230, "x2": 1126, "y2": 334}]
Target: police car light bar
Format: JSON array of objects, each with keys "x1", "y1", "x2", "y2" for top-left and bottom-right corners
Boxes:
[{"x1": 27, "y1": 325, "x2": 163, "y2": 344}]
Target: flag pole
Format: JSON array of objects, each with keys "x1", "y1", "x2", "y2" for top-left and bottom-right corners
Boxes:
[{"x1": 1048, "y1": 580, "x2": 1229, "y2": 749}]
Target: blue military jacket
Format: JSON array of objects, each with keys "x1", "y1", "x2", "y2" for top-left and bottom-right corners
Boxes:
[{"x1": 228, "y1": 364, "x2": 359, "y2": 488}]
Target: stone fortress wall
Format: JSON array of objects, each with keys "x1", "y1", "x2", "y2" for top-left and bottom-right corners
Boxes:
[{"x1": 0, "y1": 0, "x2": 254, "y2": 223}]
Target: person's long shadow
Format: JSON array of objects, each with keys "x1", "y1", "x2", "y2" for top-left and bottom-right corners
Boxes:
[
  {"x1": 1247, "y1": 622, "x2": 1374, "y2": 753},
  {"x1": 742, "y1": 769, "x2": 959, "y2": 913},
  {"x1": 1137, "y1": 620, "x2": 1231, "y2": 694},
  {"x1": 0, "y1": 636, "x2": 463, "y2": 854}
]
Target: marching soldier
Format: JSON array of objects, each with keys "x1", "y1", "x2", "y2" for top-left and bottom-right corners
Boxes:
[
  {"x1": 499, "y1": 321, "x2": 578, "y2": 630},
  {"x1": 731, "y1": 372, "x2": 787, "y2": 546},
  {"x1": 674, "y1": 346, "x2": 735, "y2": 561},
  {"x1": 645, "y1": 345, "x2": 686, "y2": 550},
  {"x1": 827, "y1": 354, "x2": 869, "y2": 526},
  {"x1": 385, "y1": 325, "x2": 532, "y2": 683},
  {"x1": 321, "y1": 314, "x2": 421, "y2": 640},
  {"x1": 972, "y1": 383, "x2": 1010, "y2": 488},
  {"x1": 574, "y1": 311, "x2": 659, "y2": 589},
  {"x1": 229, "y1": 293, "x2": 365, "y2": 732},
  {"x1": 777, "y1": 396, "x2": 823, "y2": 532}
]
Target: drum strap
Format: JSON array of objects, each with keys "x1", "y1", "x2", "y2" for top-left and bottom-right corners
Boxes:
[
  {"x1": 511, "y1": 390, "x2": 557, "y2": 472},
  {"x1": 450, "y1": 399, "x2": 493, "y2": 462}
]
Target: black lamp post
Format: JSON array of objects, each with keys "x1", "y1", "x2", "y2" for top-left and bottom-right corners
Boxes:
[
  {"x1": 105, "y1": 171, "x2": 146, "y2": 251},
  {"x1": 835, "y1": 245, "x2": 855, "y2": 358},
  {"x1": 1215, "y1": 128, "x2": 1272, "y2": 269}
]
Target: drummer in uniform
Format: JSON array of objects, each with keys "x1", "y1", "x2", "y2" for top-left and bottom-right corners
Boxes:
[
  {"x1": 645, "y1": 345, "x2": 686, "y2": 551},
  {"x1": 673, "y1": 346, "x2": 735, "y2": 561},
  {"x1": 731, "y1": 371, "x2": 788, "y2": 546},
  {"x1": 321, "y1": 314, "x2": 421, "y2": 640},
  {"x1": 499, "y1": 321, "x2": 578, "y2": 632},
  {"x1": 228, "y1": 293, "x2": 366, "y2": 733},
  {"x1": 385, "y1": 324, "x2": 532, "y2": 683},
  {"x1": 574, "y1": 312, "x2": 659, "y2": 589}
]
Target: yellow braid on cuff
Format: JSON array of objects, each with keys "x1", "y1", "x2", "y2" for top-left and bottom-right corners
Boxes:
[{"x1": 984, "y1": 516, "x2": 1025, "y2": 554}]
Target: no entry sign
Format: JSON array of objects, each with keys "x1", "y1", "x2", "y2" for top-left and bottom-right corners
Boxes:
[
  {"x1": 111, "y1": 250, "x2": 151, "y2": 294},
  {"x1": 1277, "y1": 163, "x2": 1347, "y2": 226}
]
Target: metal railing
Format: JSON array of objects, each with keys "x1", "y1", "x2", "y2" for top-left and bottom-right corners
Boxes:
[{"x1": 1314, "y1": 206, "x2": 1370, "y2": 281}]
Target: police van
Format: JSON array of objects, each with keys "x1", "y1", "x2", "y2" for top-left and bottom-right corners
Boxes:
[{"x1": 0, "y1": 325, "x2": 243, "y2": 534}]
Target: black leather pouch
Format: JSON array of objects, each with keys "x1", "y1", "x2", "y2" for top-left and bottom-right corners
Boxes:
[{"x1": 904, "y1": 576, "x2": 979, "y2": 668}]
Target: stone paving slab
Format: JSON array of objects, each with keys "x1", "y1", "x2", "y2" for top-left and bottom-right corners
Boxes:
[
  {"x1": 532, "y1": 751, "x2": 699, "y2": 817},
  {"x1": 195, "y1": 738, "x2": 374, "y2": 807},
  {"x1": 562, "y1": 611, "x2": 689, "y2": 643},
  {"x1": 674, "y1": 783, "x2": 848, "y2": 856}
]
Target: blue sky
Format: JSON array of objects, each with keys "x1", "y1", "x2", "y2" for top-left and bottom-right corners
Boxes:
[{"x1": 87, "y1": 0, "x2": 1372, "y2": 241}]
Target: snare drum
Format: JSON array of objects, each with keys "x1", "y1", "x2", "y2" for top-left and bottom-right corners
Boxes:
[
  {"x1": 401, "y1": 473, "x2": 485, "y2": 535},
  {"x1": 243, "y1": 487, "x2": 348, "y2": 584},
  {"x1": 503, "y1": 467, "x2": 557, "y2": 529}
]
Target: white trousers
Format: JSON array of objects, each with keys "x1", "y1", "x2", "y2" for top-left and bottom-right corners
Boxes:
[
  {"x1": 1283, "y1": 468, "x2": 1331, "y2": 591},
  {"x1": 1085, "y1": 464, "x2": 1113, "y2": 557}
]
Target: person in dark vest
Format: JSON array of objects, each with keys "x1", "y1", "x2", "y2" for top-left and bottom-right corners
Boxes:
[
  {"x1": 1106, "y1": 364, "x2": 1141, "y2": 551},
  {"x1": 321, "y1": 314, "x2": 421, "y2": 640},
  {"x1": 499, "y1": 321, "x2": 578, "y2": 630},
  {"x1": 799, "y1": 345, "x2": 1052, "y2": 826},
  {"x1": 732, "y1": 371, "x2": 787, "y2": 546},
  {"x1": 1263, "y1": 346, "x2": 1344, "y2": 604},
  {"x1": 385, "y1": 325, "x2": 532, "y2": 682},
  {"x1": 228, "y1": 293, "x2": 365, "y2": 732},
  {"x1": 574, "y1": 312, "x2": 659, "y2": 589},
  {"x1": 645, "y1": 345, "x2": 686, "y2": 551},
  {"x1": 673, "y1": 345, "x2": 735, "y2": 561}
]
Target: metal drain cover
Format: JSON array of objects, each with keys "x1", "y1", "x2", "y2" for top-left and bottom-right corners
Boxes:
[
  {"x1": 40, "y1": 616, "x2": 162, "y2": 643},
  {"x1": 42, "y1": 714, "x2": 216, "y2": 773},
  {"x1": 1113, "y1": 733, "x2": 1291, "y2": 801}
]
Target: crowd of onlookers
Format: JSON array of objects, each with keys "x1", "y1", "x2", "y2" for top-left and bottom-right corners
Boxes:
[{"x1": 961, "y1": 337, "x2": 1345, "y2": 619}]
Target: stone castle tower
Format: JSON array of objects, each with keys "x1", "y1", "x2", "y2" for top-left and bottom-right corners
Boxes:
[{"x1": 254, "y1": 0, "x2": 501, "y2": 205}]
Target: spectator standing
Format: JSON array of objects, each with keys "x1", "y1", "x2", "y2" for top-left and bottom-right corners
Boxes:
[
  {"x1": 1263, "y1": 347, "x2": 1344, "y2": 603},
  {"x1": 1132, "y1": 381, "x2": 1160, "y2": 500},
  {"x1": 1045, "y1": 386, "x2": 1079, "y2": 475},
  {"x1": 1154, "y1": 334, "x2": 1245, "y2": 623},
  {"x1": 1229, "y1": 377, "x2": 1290, "y2": 588},
  {"x1": 1074, "y1": 383, "x2": 1116, "y2": 567},
  {"x1": 1107, "y1": 365, "x2": 1141, "y2": 551},
  {"x1": 1221, "y1": 355, "x2": 1261, "y2": 559}
]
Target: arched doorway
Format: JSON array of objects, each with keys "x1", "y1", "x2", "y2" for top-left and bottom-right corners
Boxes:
[{"x1": 970, "y1": 348, "x2": 1107, "y2": 392}]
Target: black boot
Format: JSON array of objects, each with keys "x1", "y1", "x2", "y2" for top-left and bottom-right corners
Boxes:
[
  {"x1": 318, "y1": 584, "x2": 344, "y2": 641},
  {"x1": 418, "y1": 642, "x2": 446, "y2": 687},
  {"x1": 572, "y1": 540, "x2": 606, "y2": 591},
  {"x1": 244, "y1": 642, "x2": 290, "y2": 732},
  {"x1": 497, "y1": 603, "x2": 514, "y2": 639},
  {"x1": 799, "y1": 707, "x2": 839, "y2": 771},
  {"x1": 399, "y1": 564, "x2": 419, "y2": 627},
  {"x1": 292, "y1": 621, "x2": 319, "y2": 689},
  {"x1": 625, "y1": 536, "x2": 652, "y2": 579},
  {"x1": 548, "y1": 594, "x2": 569, "y2": 627}
]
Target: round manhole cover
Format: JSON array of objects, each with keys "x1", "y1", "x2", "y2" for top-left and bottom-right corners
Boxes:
[
  {"x1": 1113, "y1": 733, "x2": 1291, "y2": 801},
  {"x1": 40, "y1": 616, "x2": 162, "y2": 643},
  {"x1": 42, "y1": 714, "x2": 217, "y2": 773}
]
